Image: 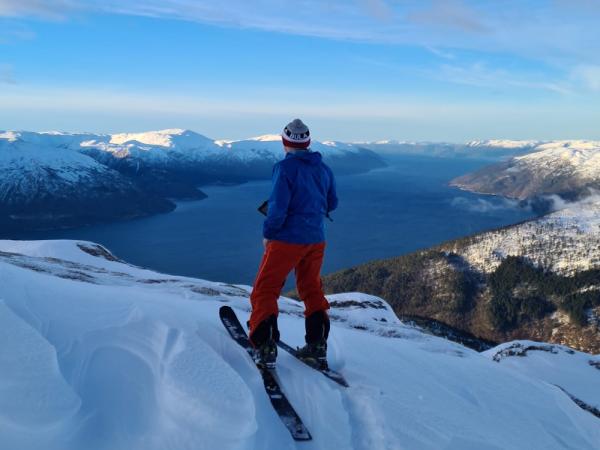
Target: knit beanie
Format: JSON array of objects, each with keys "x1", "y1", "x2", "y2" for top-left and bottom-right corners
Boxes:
[{"x1": 282, "y1": 119, "x2": 311, "y2": 149}]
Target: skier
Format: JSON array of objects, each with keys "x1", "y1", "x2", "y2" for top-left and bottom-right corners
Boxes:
[{"x1": 249, "y1": 118, "x2": 338, "y2": 368}]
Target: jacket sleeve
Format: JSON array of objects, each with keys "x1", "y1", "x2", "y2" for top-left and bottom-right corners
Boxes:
[
  {"x1": 326, "y1": 167, "x2": 338, "y2": 213},
  {"x1": 263, "y1": 164, "x2": 292, "y2": 239}
]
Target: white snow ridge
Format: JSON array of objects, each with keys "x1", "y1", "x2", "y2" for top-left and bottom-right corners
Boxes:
[{"x1": 0, "y1": 240, "x2": 598, "y2": 450}]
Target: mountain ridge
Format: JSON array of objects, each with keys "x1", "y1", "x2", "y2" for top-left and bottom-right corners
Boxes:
[
  {"x1": 0, "y1": 129, "x2": 385, "y2": 232},
  {"x1": 451, "y1": 140, "x2": 600, "y2": 199}
]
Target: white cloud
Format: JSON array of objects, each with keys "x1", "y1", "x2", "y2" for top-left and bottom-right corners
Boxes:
[
  {"x1": 572, "y1": 65, "x2": 600, "y2": 92},
  {"x1": 359, "y1": 0, "x2": 394, "y2": 21},
  {"x1": 1, "y1": 1, "x2": 600, "y2": 67},
  {"x1": 437, "y1": 62, "x2": 571, "y2": 95},
  {"x1": 0, "y1": 64, "x2": 16, "y2": 84},
  {"x1": 425, "y1": 46, "x2": 455, "y2": 60},
  {"x1": 451, "y1": 197, "x2": 525, "y2": 213},
  {"x1": 0, "y1": 0, "x2": 76, "y2": 19},
  {"x1": 407, "y1": 0, "x2": 488, "y2": 33}
]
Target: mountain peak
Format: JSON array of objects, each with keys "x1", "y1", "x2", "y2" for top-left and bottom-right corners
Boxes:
[{"x1": 109, "y1": 129, "x2": 213, "y2": 149}]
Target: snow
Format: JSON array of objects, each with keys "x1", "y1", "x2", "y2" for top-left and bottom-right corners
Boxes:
[
  {"x1": 109, "y1": 128, "x2": 215, "y2": 150},
  {"x1": 0, "y1": 239, "x2": 599, "y2": 450},
  {"x1": 218, "y1": 135, "x2": 358, "y2": 159},
  {"x1": 484, "y1": 341, "x2": 600, "y2": 413},
  {"x1": 467, "y1": 140, "x2": 543, "y2": 149},
  {"x1": 446, "y1": 195, "x2": 600, "y2": 275},
  {"x1": 513, "y1": 140, "x2": 600, "y2": 180},
  {"x1": 0, "y1": 131, "x2": 122, "y2": 203},
  {"x1": 0, "y1": 129, "x2": 368, "y2": 177}
]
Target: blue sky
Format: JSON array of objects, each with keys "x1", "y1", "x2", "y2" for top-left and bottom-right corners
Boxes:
[{"x1": 1, "y1": 0, "x2": 600, "y2": 141}]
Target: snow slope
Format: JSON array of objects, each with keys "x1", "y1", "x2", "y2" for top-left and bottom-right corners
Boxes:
[
  {"x1": 0, "y1": 132, "x2": 173, "y2": 231},
  {"x1": 0, "y1": 240, "x2": 598, "y2": 450},
  {"x1": 0, "y1": 131, "x2": 121, "y2": 203},
  {"x1": 82, "y1": 129, "x2": 223, "y2": 163},
  {"x1": 445, "y1": 194, "x2": 600, "y2": 275},
  {"x1": 452, "y1": 140, "x2": 600, "y2": 199},
  {"x1": 466, "y1": 140, "x2": 542, "y2": 149},
  {"x1": 484, "y1": 341, "x2": 600, "y2": 415}
]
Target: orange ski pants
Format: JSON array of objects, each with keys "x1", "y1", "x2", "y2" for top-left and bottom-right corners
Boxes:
[{"x1": 249, "y1": 240, "x2": 330, "y2": 336}]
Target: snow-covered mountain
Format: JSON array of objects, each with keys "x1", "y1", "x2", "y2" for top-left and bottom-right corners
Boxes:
[
  {"x1": 322, "y1": 195, "x2": 600, "y2": 353},
  {"x1": 0, "y1": 131, "x2": 174, "y2": 232},
  {"x1": 452, "y1": 140, "x2": 600, "y2": 199},
  {"x1": 216, "y1": 133, "x2": 385, "y2": 175},
  {"x1": 0, "y1": 239, "x2": 598, "y2": 450},
  {"x1": 465, "y1": 139, "x2": 543, "y2": 149},
  {"x1": 79, "y1": 129, "x2": 384, "y2": 177},
  {"x1": 0, "y1": 129, "x2": 385, "y2": 232},
  {"x1": 446, "y1": 194, "x2": 600, "y2": 276}
]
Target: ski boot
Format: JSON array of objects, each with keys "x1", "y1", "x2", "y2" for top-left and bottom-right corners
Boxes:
[
  {"x1": 296, "y1": 339, "x2": 328, "y2": 369},
  {"x1": 249, "y1": 314, "x2": 279, "y2": 369},
  {"x1": 253, "y1": 340, "x2": 278, "y2": 369}
]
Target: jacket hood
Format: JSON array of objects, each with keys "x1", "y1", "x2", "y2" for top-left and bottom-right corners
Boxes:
[{"x1": 286, "y1": 150, "x2": 322, "y2": 165}]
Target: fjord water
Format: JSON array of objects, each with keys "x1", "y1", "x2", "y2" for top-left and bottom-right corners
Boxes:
[{"x1": 12, "y1": 154, "x2": 536, "y2": 287}]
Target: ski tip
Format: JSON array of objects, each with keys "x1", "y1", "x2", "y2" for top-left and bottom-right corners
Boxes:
[
  {"x1": 219, "y1": 305, "x2": 234, "y2": 317},
  {"x1": 292, "y1": 428, "x2": 312, "y2": 441}
]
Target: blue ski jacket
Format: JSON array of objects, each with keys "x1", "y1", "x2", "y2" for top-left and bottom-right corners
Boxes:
[{"x1": 263, "y1": 150, "x2": 338, "y2": 244}]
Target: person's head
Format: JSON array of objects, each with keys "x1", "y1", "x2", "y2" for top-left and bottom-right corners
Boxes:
[{"x1": 282, "y1": 119, "x2": 310, "y2": 152}]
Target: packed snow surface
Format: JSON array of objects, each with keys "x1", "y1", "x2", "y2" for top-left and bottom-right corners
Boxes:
[
  {"x1": 0, "y1": 240, "x2": 598, "y2": 450},
  {"x1": 484, "y1": 341, "x2": 600, "y2": 413}
]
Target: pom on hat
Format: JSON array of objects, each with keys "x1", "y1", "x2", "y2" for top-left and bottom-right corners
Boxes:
[{"x1": 282, "y1": 118, "x2": 310, "y2": 149}]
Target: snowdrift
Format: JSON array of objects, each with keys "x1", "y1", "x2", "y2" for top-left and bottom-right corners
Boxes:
[{"x1": 0, "y1": 240, "x2": 598, "y2": 450}]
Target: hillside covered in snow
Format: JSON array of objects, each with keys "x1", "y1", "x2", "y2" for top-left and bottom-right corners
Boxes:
[
  {"x1": 451, "y1": 140, "x2": 600, "y2": 199},
  {"x1": 0, "y1": 131, "x2": 174, "y2": 232},
  {"x1": 323, "y1": 196, "x2": 600, "y2": 353},
  {"x1": 0, "y1": 239, "x2": 598, "y2": 450},
  {"x1": 0, "y1": 129, "x2": 385, "y2": 232}
]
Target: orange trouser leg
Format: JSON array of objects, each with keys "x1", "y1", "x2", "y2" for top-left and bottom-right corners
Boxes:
[
  {"x1": 295, "y1": 242, "x2": 330, "y2": 317},
  {"x1": 249, "y1": 241, "x2": 305, "y2": 338}
]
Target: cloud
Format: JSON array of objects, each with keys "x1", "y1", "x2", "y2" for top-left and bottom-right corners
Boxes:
[
  {"x1": 0, "y1": 0, "x2": 599, "y2": 69},
  {"x1": 407, "y1": 0, "x2": 488, "y2": 33},
  {"x1": 544, "y1": 188, "x2": 600, "y2": 213},
  {"x1": 0, "y1": 64, "x2": 16, "y2": 84},
  {"x1": 572, "y1": 65, "x2": 600, "y2": 92},
  {"x1": 0, "y1": 0, "x2": 77, "y2": 19},
  {"x1": 425, "y1": 46, "x2": 455, "y2": 60},
  {"x1": 360, "y1": 0, "x2": 394, "y2": 21},
  {"x1": 437, "y1": 62, "x2": 571, "y2": 95},
  {"x1": 451, "y1": 196, "x2": 526, "y2": 213}
]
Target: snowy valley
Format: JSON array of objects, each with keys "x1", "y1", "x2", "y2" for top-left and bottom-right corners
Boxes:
[{"x1": 0, "y1": 239, "x2": 598, "y2": 450}]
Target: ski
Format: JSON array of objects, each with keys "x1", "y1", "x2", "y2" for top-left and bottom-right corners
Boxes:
[
  {"x1": 219, "y1": 306, "x2": 312, "y2": 441},
  {"x1": 277, "y1": 340, "x2": 349, "y2": 388}
]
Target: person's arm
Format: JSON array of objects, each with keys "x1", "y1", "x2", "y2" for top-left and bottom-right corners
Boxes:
[
  {"x1": 326, "y1": 167, "x2": 338, "y2": 213},
  {"x1": 263, "y1": 164, "x2": 291, "y2": 239}
]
